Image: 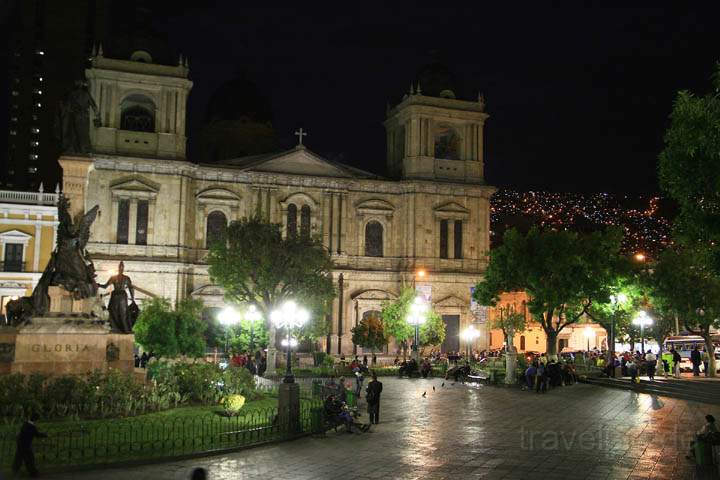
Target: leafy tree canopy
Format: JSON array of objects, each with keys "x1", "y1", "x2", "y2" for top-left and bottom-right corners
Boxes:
[
  {"x1": 474, "y1": 227, "x2": 625, "y2": 355},
  {"x1": 351, "y1": 312, "x2": 387, "y2": 352},
  {"x1": 659, "y1": 63, "x2": 720, "y2": 271},
  {"x1": 207, "y1": 216, "x2": 335, "y2": 341},
  {"x1": 380, "y1": 287, "x2": 446, "y2": 351},
  {"x1": 133, "y1": 298, "x2": 206, "y2": 358}
]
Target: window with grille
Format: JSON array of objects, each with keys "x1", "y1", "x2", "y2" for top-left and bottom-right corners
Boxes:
[
  {"x1": 439, "y1": 219, "x2": 448, "y2": 258},
  {"x1": 287, "y1": 204, "x2": 297, "y2": 237},
  {"x1": 364, "y1": 221, "x2": 384, "y2": 257},
  {"x1": 300, "y1": 205, "x2": 311, "y2": 237},
  {"x1": 206, "y1": 211, "x2": 227, "y2": 248},
  {"x1": 136, "y1": 200, "x2": 149, "y2": 245},
  {"x1": 454, "y1": 220, "x2": 463, "y2": 259},
  {"x1": 117, "y1": 200, "x2": 130, "y2": 244}
]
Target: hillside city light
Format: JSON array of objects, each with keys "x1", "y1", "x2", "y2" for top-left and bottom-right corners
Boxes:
[
  {"x1": 632, "y1": 310, "x2": 653, "y2": 354},
  {"x1": 461, "y1": 324, "x2": 480, "y2": 356},
  {"x1": 407, "y1": 296, "x2": 428, "y2": 361},
  {"x1": 271, "y1": 301, "x2": 309, "y2": 383}
]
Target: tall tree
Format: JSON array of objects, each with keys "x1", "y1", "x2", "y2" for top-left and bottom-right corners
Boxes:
[
  {"x1": 648, "y1": 247, "x2": 720, "y2": 376},
  {"x1": 133, "y1": 298, "x2": 207, "y2": 359},
  {"x1": 586, "y1": 273, "x2": 644, "y2": 351},
  {"x1": 489, "y1": 305, "x2": 526, "y2": 384},
  {"x1": 207, "y1": 216, "x2": 335, "y2": 368},
  {"x1": 659, "y1": 63, "x2": 720, "y2": 273},
  {"x1": 475, "y1": 227, "x2": 624, "y2": 356}
]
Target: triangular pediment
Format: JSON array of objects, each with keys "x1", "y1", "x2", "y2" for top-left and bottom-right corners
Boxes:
[
  {"x1": 433, "y1": 295, "x2": 467, "y2": 308},
  {"x1": 0, "y1": 229, "x2": 32, "y2": 243},
  {"x1": 110, "y1": 176, "x2": 160, "y2": 193},
  {"x1": 247, "y1": 148, "x2": 353, "y2": 178},
  {"x1": 434, "y1": 201, "x2": 469, "y2": 214}
]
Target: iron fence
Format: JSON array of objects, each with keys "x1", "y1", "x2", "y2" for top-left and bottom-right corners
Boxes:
[{"x1": 0, "y1": 402, "x2": 323, "y2": 473}]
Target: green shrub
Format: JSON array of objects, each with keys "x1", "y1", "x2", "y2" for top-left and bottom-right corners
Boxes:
[{"x1": 221, "y1": 394, "x2": 246, "y2": 416}]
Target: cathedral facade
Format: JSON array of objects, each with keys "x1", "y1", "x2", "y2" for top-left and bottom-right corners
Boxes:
[{"x1": 60, "y1": 49, "x2": 495, "y2": 356}]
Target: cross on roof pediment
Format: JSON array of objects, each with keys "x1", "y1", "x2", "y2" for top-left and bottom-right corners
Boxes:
[{"x1": 217, "y1": 148, "x2": 381, "y2": 179}]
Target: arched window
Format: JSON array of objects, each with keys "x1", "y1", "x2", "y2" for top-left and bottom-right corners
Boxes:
[
  {"x1": 520, "y1": 335, "x2": 526, "y2": 351},
  {"x1": 364, "y1": 221, "x2": 383, "y2": 257},
  {"x1": 287, "y1": 204, "x2": 297, "y2": 237},
  {"x1": 434, "y1": 124, "x2": 460, "y2": 160},
  {"x1": 120, "y1": 94, "x2": 155, "y2": 132},
  {"x1": 300, "y1": 205, "x2": 311, "y2": 237},
  {"x1": 205, "y1": 211, "x2": 227, "y2": 248}
]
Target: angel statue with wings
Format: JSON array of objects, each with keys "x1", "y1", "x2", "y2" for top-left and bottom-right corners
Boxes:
[{"x1": 5, "y1": 197, "x2": 100, "y2": 324}]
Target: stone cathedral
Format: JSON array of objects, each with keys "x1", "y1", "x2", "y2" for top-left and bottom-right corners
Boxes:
[{"x1": 59, "y1": 48, "x2": 495, "y2": 356}]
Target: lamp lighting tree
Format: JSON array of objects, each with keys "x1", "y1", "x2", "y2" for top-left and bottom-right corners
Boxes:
[
  {"x1": 632, "y1": 310, "x2": 653, "y2": 354},
  {"x1": 461, "y1": 324, "x2": 480, "y2": 357},
  {"x1": 218, "y1": 306, "x2": 241, "y2": 358},
  {"x1": 406, "y1": 296, "x2": 428, "y2": 362},
  {"x1": 270, "y1": 300, "x2": 309, "y2": 383}
]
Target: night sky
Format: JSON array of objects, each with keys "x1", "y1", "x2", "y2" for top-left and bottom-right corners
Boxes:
[{"x1": 5, "y1": 3, "x2": 720, "y2": 193}]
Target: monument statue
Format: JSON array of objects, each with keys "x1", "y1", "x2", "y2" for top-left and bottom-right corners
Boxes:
[
  {"x1": 6, "y1": 196, "x2": 99, "y2": 324},
  {"x1": 98, "y1": 262, "x2": 138, "y2": 334},
  {"x1": 55, "y1": 80, "x2": 101, "y2": 155}
]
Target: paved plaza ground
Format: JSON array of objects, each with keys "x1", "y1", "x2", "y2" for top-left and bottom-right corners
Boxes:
[{"x1": 48, "y1": 377, "x2": 719, "y2": 480}]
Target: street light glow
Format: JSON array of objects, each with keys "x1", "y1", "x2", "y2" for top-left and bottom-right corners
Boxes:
[
  {"x1": 461, "y1": 325, "x2": 480, "y2": 342},
  {"x1": 632, "y1": 310, "x2": 652, "y2": 327},
  {"x1": 218, "y1": 306, "x2": 241, "y2": 326},
  {"x1": 406, "y1": 296, "x2": 428, "y2": 326}
]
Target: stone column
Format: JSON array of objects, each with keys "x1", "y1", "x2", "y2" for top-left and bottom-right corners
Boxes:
[
  {"x1": 266, "y1": 325, "x2": 277, "y2": 376},
  {"x1": 58, "y1": 155, "x2": 94, "y2": 219},
  {"x1": 33, "y1": 223, "x2": 41, "y2": 271},
  {"x1": 322, "y1": 192, "x2": 331, "y2": 250}
]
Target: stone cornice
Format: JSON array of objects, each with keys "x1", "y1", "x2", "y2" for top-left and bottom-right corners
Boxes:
[{"x1": 92, "y1": 155, "x2": 495, "y2": 198}]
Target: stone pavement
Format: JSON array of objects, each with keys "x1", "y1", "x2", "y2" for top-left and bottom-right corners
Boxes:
[{"x1": 48, "y1": 378, "x2": 719, "y2": 480}]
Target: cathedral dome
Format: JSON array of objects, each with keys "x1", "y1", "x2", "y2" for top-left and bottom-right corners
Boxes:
[
  {"x1": 205, "y1": 75, "x2": 273, "y2": 124},
  {"x1": 415, "y1": 61, "x2": 458, "y2": 99},
  {"x1": 196, "y1": 73, "x2": 278, "y2": 163}
]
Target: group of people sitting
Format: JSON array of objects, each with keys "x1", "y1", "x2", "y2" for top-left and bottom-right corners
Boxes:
[{"x1": 524, "y1": 356, "x2": 577, "y2": 393}]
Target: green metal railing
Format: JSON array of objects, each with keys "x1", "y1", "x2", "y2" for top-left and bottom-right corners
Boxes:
[{"x1": 0, "y1": 402, "x2": 322, "y2": 474}]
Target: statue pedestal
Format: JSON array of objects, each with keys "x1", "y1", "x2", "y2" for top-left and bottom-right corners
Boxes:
[
  {"x1": 10, "y1": 317, "x2": 134, "y2": 376},
  {"x1": 0, "y1": 327, "x2": 18, "y2": 374}
]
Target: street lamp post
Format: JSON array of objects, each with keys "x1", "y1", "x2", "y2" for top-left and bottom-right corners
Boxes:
[
  {"x1": 461, "y1": 325, "x2": 480, "y2": 358},
  {"x1": 218, "y1": 306, "x2": 241, "y2": 358},
  {"x1": 270, "y1": 301, "x2": 309, "y2": 383},
  {"x1": 406, "y1": 296, "x2": 428, "y2": 362},
  {"x1": 244, "y1": 304, "x2": 262, "y2": 353},
  {"x1": 609, "y1": 293, "x2": 627, "y2": 372},
  {"x1": 632, "y1": 310, "x2": 653, "y2": 354}
]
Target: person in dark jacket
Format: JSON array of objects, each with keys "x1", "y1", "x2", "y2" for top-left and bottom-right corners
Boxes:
[
  {"x1": 691, "y1": 346, "x2": 702, "y2": 377},
  {"x1": 12, "y1": 413, "x2": 47, "y2": 477},
  {"x1": 365, "y1": 373, "x2": 383, "y2": 424}
]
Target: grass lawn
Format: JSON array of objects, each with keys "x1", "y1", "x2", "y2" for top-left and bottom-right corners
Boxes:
[{"x1": 0, "y1": 396, "x2": 318, "y2": 472}]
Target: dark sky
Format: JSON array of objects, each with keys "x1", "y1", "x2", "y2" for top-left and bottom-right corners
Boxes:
[{"x1": 6, "y1": 3, "x2": 720, "y2": 193}]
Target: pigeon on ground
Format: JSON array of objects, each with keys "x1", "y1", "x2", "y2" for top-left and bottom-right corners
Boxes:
[
  {"x1": 422, "y1": 391, "x2": 426, "y2": 397},
  {"x1": 432, "y1": 386, "x2": 435, "y2": 391},
  {"x1": 451, "y1": 382, "x2": 455, "y2": 386},
  {"x1": 441, "y1": 382, "x2": 445, "y2": 387}
]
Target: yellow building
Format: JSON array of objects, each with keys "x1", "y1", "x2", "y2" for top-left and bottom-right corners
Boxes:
[
  {"x1": 0, "y1": 186, "x2": 58, "y2": 320},
  {"x1": 487, "y1": 291, "x2": 607, "y2": 353}
]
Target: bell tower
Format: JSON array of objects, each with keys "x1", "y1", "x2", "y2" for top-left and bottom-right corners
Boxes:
[
  {"x1": 384, "y1": 86, "x2": 488, "y2": 183},
  {"x1": 85, "y1": 47, "x2": 193, "y2": 159}
]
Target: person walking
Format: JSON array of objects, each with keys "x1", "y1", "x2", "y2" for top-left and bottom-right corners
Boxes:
[
  {"x1": 661, "y1": 349, "x2": 673, "y2": 379},
  {"x1": 645, "y1": 351, "x2": 657, "y2": 381},
  {"x1": 354, "y1": 369, "x2": 364, "y2": 399},
  {"x1": 702, "y1": 349, "x2": 710, "y2": 377},
  {"x1": 672, "y1": 348, "x2": 682, "y2": 378},
  {"x1": 691, "y1": 346, "x2": 702, "y2": 377},
  {"x1": 628, "y1": 359, "x2": 639, "y2": 384},
  {"x1": 12, "y1": 412, "x2": 47, "y2": 477},
  {"x1": 535, "y1": 362, "x2": 547, "y2": 393},
  {"x1": 365, "y1": 373, "x2": 383, "y2": 424}
]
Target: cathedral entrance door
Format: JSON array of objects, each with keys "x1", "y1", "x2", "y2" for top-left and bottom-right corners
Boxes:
[{"x1": 441, "y1": 315, "x2": 460, "y2": 353}]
